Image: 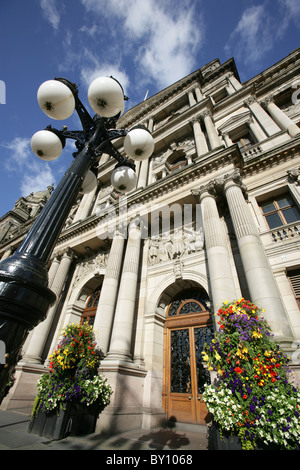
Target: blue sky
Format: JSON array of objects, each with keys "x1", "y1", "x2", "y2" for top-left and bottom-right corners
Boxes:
[{"x1": 0, "y1": 0, "x2": 299, "y2": 216}]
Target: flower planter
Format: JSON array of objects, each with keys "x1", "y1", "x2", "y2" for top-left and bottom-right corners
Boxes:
[
  {"x1": 28, "y1": 402, "x2": 101, "y2": 440},
  {"x1": 208, "y1": 423, "x2": 243, "y2": 450},
  {"x1": 208, "y1": 423, "x2": 282, "y2": 450}
]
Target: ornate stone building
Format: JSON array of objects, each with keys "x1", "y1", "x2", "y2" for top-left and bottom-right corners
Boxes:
[{"x1": 1, "y1": 48, "x2": 300, "y2": 434}]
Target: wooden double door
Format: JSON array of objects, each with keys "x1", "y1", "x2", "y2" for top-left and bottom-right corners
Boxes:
[{"x1": 163, "y1": 311, "x2": 214, "y2": 425}]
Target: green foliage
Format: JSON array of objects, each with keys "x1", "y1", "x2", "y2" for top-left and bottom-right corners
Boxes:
[
  {"x1": 202, "y1": 299, "x2": 300, "y2": 450},
  {"x1": 32, "y1": 323, "x2": 112, "y2": 417}
]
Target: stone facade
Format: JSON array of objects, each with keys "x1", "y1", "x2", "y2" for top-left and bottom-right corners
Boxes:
[{"x1": 1, "y1": 49, "x2": 300, "y2": 434}]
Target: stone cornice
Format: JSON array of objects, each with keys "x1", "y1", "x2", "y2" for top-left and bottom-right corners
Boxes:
[
  {"x1": 241, "y1": 135, "x2": 300, "y2": 177},
  {"x1": 56, "y1": 146, "x2": 243, "y2": 246}
]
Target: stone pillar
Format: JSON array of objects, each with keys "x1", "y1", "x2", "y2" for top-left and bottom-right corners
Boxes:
[
  {"x1": 248, "y1": 118, "x2": 267, "y2": 142},
  {"x1": 245, "y1": 97, "x2": 281, "y2": 136},
  {"x1": 106, "y1": 219, "x2": 142, "y2": 362},
  {"x1": 22, "y1": 248, "x2": 74, "y2": 364},
  {"x1": 1, "y1": 246, "x2": 13, "y2": 260},
  {"x1": 222, "y1": 132, "x2": 233, "y2": 147},
  {"x1": 47, "y1": 255, "x2": 60, "y2": 287},
  {"x1": 138, "y1": 159, "x2": 149, "y2": 187},
  {"x1": 202, "y1": 110, "x2": 222, "y2": 149},
  {"x1": 192, "y1": 186, "x2": 238, "y2": 315},
  {"x1": 191, "y1": 118, "x2": 208, "y2": 156},
  {"x1": 228, "y1": 73, "x2": 243, "y2": 91},
  {"x1": 73, "y1": 185, "x2": 97, "y2": 223},
  {"x1": 93, "y1": 231, "x2": 126, "y2": 353},
  {"x1": 264, "y1": 97, "x2": 300, "y2": 137},
  {"x1": 223, "y1": 170, "x2": 294, "y2": 344},
  {"x1": 194, "y1": 87, "x2": 203, "y2": 102},
  {"x1": 188, "y1": 90, "x2": 196, "y2": 106}
]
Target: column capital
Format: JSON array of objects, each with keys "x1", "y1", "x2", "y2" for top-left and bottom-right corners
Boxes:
[
  {"x1": 261, "y1": 95, "x2": 275, "y2": 107},
  {"x1": 58, "y1": 247, "x2": 75, "y2": 260},
  {"x1": 191, "y1": 181, "x2": 217, "y2": 201},
  {"x1": 202, "y1": 108, "x2": 213, "y2": 118},
  {"x1": 223, "y1": 169, "x2": 247, "y2": 195},
  {"x1": 244, "y1": 96, "x2": 258, "y2": 107}
]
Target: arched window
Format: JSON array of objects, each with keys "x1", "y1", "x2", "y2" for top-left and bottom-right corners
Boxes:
[
  {"x1": 167, "y1": 155, "x2": 188, "y2": 174},
  {"x1": 81, "y1": 285, "x2": 101, "y2": 326},
  {"x1": 167, "y1": 288, "x2": 209, "y2": 317}
]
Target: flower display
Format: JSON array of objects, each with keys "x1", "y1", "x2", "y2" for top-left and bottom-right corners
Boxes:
[
  {"x1": 32, "y1": 322, "x2": 112, "y2": 416},
  {"x1": 202, "y1": 298, "x2": 300, "y2": 450}
]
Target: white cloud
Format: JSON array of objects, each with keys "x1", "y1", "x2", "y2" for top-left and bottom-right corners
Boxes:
[
  {"x1": 277, "y1": 0, "x2": 300, "y2": 35},
  {"x1": 80, "y1": 0, "x2": 205, "y2": 90},
  {"x1": 2, "y1": 137, "x2": 56, "y2": 197},
  {"x1": 225, "y1": 1, "x2": 300, "y2": 69},
  {"x1": 20, "y1": 168, "x2": 55, "y2": 197},
  {"x1": 225, "y1": 5, "x2": 274, "y2": 66},
  {"x1": 79, "y1": 49, "x2": 130, "y2": 96},
  {"x1": 40, "y1": 0, "x2": 61, "y2": 31}
]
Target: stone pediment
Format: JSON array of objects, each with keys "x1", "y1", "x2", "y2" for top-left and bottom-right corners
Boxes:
[{"x1": 218, "y1": 111, "x2": 250, "y2": 134}]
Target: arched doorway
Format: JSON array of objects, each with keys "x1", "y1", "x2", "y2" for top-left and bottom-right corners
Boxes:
[
  {"x1": 162, "y1": 288, "x2": 214, "y2": 425},
  {"x1": 80, "y1": 284, "x2": 101, "y2": 326}
]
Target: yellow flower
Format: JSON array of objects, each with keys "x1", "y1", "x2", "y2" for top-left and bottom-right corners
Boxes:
[
  {"x1": 202, "y1": 353, "x2": 209, "y2": 362},
  {"x1": 215, "y1": 352, "x2": 221, "y2": 361},
  {"x1": 252, "y1": 330, "x2": 262, "y2": 339}
]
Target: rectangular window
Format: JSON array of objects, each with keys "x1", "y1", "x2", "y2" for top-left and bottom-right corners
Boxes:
[
  {"x1": 259, "y1": 193, "x2": 300, "y2": 229},
  {"x1": 287, "y1": 269, "x2": 300, "y2": 310},
  {"x1": 232, "y1": 132, "x2": 255, "y2": 150}
]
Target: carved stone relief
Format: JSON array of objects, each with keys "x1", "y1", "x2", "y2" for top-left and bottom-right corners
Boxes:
[
  {"x1": 73, "y1": 250, "x2": 108, "y2": 286},
  {"x1": 148, "y1": 228, "x2": 204, "y2": 266}
]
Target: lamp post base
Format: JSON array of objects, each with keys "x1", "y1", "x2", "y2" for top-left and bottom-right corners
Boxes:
[{"x1": 0, "y1": 252, "x2": 55, "y2": 400}]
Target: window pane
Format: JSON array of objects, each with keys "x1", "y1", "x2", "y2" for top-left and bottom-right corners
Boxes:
[
  {"x1": 194, "y1": 326, "x2": 213, "y2": 394},
  {"x1": 261, "y1": 201, "x2": 276, "y2": 214},
  {"x1": 282, "y1": 206, "x2": 300, "y2": 224},
  {"x1": 277, "y1": 195, "x2": 293, "y2": 208},
  {"x1": 265, "y1": 213, "x2": 283, "y2": 229},
  {"x1": 170, "y1": 329, "x2": 191, "y2": 393}
]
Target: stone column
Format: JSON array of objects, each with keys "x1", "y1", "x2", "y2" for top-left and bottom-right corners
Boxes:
[
  {"x1": 191, "y1": 118, "x2": 208, "y2": 156},
  {"x1": 73, "y1": 185, "x2": 97, "y2": 223},
  {"x1": 93, "y1": 231, "x2": 126, "y2": 353},
  {"x1": 106, "y1": 219, "x2": 142, "y2": 362},
  {"x1": 223, "y1": 170, "x2": 294, "y2": 344},
  {"x1": 188, "y1": 90, "x2": 196, "y2": 106},
  {"x1": 47, "y1": 255, "x2": 60, "y2": 287},
  {"x1": 221, "y1": 132, "x2": 233, "y2": 148},
  {"x1": 1, "y1": 246, "x2": 13, "y2": 261},
  {"x1": 138, "y1": 159, "x2": 149, "y2": 187},
  {"x1": 245, "y1": 97, "x2": 281, "y2": 136},
  {"x1": 264, "y1": 97, "x2": 300, "y2": 137},
  {"x1": 248, "y1": 118, "x2": 267, "y2": 142},
  {"x1": 22, "y1": 248, "x2": 74, "y2": 364},
  {"x1": 202, "y1": 110, "x2": 222, "y2": 149},
  {"x1": 228, "y1": 72, "x2": 243, "y2": 91},
  {"x1": 192, "y1": 186, "x2": 238, "y2": 315}
]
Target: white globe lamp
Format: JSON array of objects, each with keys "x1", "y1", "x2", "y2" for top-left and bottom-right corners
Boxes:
[
  {"x1": 88, "y1": 76, "x2": 125, "y2": 118},
  {"x1": 124, "y1": 126, "x2": 155, "y2": 161},
  {"x1": 31, "y1": 130, "x2": 63, "y2": 161},
  {"x1": 110, "y1": 165, "x2": 137, "y2": 193},
  {"x1": 37, "y1": 80, "x2": 75, "y2": 120}
]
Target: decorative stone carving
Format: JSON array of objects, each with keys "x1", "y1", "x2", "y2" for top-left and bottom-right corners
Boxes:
[
  {"x1": 73, "y1": 250, "x2": 108, "y2": 285},
  {"x1": 148, "y1": 228, "x2": 204, "y2": 266},
  {"x1": 287, "y1": 167, "x2": 300, "y2": 185}
]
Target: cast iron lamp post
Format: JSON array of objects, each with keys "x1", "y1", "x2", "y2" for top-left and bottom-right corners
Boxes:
[{"x1": 0, "y1": 76, "x2": 154, "y2": 399}]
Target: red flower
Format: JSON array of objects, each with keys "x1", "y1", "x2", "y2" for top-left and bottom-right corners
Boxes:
[{"x1": 234, "y1": 367, "x2": 243, "y2": 374}]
